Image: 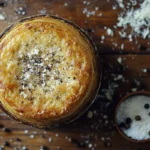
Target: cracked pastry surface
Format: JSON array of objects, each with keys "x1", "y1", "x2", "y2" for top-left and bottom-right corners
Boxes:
[{"x1": 0, "y1": 16, "x2": 99, "y2": 128}]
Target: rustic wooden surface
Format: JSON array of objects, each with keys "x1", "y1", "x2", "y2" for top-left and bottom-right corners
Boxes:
[{"x1": 0, "y1": 0, "x2": 150, "y2": 150}]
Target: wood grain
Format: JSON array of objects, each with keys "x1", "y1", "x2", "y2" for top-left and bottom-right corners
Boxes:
[
  {"x1": 0, "y1": 0, "x2": 150, "y2": 150},
  {"x1": 0, "y1": 0, "x2": 150, "y2": 54}
]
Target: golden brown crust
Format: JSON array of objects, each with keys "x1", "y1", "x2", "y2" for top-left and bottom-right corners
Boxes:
[{"x1": 0, "y1": 16, "x2": 100, "y2": 128}]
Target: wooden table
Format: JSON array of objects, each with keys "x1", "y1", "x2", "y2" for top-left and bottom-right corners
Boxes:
[{"x1": 0, "y1": 0, "x2": 150, "y2": 149}]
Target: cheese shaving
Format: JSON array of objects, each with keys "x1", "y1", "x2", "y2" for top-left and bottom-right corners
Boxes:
[{"x1": 116, "y1": 0, "x2": 150, "y2": 39}]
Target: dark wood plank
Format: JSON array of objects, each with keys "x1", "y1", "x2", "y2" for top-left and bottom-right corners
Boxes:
[{"x1": 0, "y1": 0, "x2": 149, "y2": 54}]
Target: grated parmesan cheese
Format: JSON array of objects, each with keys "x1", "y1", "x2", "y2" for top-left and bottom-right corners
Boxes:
[{"x1": 117, "y1": 0, "x2": 150, "y2": 39}]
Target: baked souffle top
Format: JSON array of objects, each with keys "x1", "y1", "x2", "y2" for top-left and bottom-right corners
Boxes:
[{"x1": 0, "y1": 16, "x2": 99, "y2": 128}]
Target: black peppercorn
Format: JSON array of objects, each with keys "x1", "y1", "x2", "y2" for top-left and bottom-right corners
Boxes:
[
  {"x1": 144, "y1": 104, "x2": 149, "y2": 109},
  {"x1": 126, "y1": 117, "x2": 132, "y2": 124},
  {"x1": 125, "y1": 124, "x2": 130, "y2": 129},
  {"x1": 4, "y1": 141, "x2": 10, "y2": 147},
  {"x1": 135, "y1": 115, "x2": 141, "y2": 121}
]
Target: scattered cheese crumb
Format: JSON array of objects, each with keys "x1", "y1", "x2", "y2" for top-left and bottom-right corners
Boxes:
[
  {"x1": 64, "y1": 2, "x2": 68, "y2": 6},
  {"x1": 48, "y1": 137, "x2": 52, "y2": 142},
  {"x1": 117, "y1": 57, "x2": 122, "y2": 64},
  {"x1": 24, "y1": 130, "x2": 28, "y2": 134},
  {"x1": 101, "y1": 35, "x2": 105, "y2": 40},
  {"x1": 106, "y1": 28, "x2": 114, "y2": 36},
  {"x1": 29, "y1": 135, "x2": 35, "y2": 138},
  {"x1": 131, "y1": 88, "x2": 137, "y2": 92},
  {"x1": 141, "y1": 68, "x2": 148, "y2": 73},
  {"x1": 0, "y1": 14, "x2": 5, "y2": 20},
  {"x1": 114, "y1": 74, "x2": 123, "y2": 81}
]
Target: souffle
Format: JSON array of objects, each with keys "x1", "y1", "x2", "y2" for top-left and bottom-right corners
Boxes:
[{"x1": 0, "y1": 15, "x2": 100, "y2": 128}]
